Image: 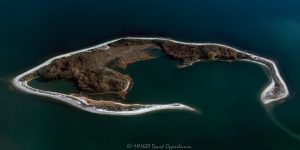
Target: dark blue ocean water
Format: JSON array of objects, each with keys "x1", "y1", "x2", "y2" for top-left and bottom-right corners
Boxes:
[{"x1": 1, "y1": 0, "x2": 300, "y2": 150}]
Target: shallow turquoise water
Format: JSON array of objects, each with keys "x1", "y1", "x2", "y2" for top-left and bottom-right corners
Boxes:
[{"x1": 1, "y1": 0, "x2": 300, "y2": 149}]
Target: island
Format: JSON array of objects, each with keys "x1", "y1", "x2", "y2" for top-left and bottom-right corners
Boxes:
[{"x1": 12, "y1": 37, "x2": 289, "y2": 115}]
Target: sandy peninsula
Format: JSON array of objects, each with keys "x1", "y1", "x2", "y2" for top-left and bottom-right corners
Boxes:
[{"x1": 12, "y1": 37, "x2": 289, "y2": 115}]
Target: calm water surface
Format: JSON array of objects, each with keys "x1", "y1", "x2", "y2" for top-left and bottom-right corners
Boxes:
[{"x1": 1, "y1": 0, "x2": 300, "y2": 150}]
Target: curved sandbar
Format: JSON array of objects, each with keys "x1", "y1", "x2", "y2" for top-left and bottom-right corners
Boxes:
[{"x1": 12, "y1": 37, "x2": 289, "y2": 115}]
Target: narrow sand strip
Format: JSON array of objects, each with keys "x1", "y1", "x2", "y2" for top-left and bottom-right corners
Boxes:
[{"x1": 12, "y1": 37, "x2": 289, "y2": 115}]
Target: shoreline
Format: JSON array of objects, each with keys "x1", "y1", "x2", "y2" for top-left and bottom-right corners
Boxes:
[
  {"x1": 124, "y1": 37, "x2": 289, "y2": 104},
  {"x1": 12, "y1": 37, "x2": 289, "y2": 115}
]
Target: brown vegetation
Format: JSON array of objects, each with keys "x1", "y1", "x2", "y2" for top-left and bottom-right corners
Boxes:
[{"x1": 36, "y1": 38, "x2": 251, "y2": 102}]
